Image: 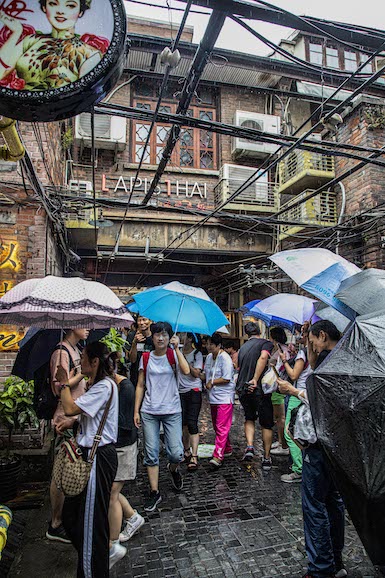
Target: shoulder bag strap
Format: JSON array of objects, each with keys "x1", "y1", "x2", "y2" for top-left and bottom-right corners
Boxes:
[{"x1": 88, "y1": 381, "x2": 114, "y2": 463}]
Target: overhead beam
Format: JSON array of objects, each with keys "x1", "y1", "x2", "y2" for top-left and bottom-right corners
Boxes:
[{"x1": 178, "y1": 0, "x2": 385, "y2": 49}]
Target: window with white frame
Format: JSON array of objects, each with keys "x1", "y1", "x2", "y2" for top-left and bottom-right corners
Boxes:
[
  {"x1": 344, "y1": 51, "x2": 357, "y2": 72},
  {"x1": 326, "y1": 47, "x2": 339, "y2": 68},
  {"x1": 309, "y1": 43, "x2": 323, "y2": 65},
  {"x1": 359, "y1": 53, "x2": 373, "y2": 73}
]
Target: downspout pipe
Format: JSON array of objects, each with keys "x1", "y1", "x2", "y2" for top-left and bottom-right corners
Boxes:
[
  {"x1": 335, "y1": 181, "x2": 346, "y2": 255},
  {"x1": 0, "y1": 117, "x2": 25, "y2": 162}
]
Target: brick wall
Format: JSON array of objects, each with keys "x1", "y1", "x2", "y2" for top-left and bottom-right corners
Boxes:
[
  {"x1": 0, "y1": 120, "x2": 65, "y2": 384},
  {"x1": 127, "y1": 16, "x2": 194, "y2": 43},
  {"x1": 335, "y1": 102, "x2": 385, "y2": 268}
]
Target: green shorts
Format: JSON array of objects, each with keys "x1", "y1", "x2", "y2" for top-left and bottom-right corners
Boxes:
[{"x1": 271, "y1": 392, "x2": 285, "y2": 405}]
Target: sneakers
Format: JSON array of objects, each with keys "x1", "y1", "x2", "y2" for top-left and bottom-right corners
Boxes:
[
  {"x1": 119, "y1": 511, "x2": 145, "y2": 542},
  {"x1": 167, "y1": 463, "x2": 183, "y2": 491},
  {"x1": 109, "y1": 541, "x2": 127, "y2": 569},
  {"x1": 335, "y1": 561, "x2": 347, "y2": 578},
  {"x1": 209, "y1": 456, "x2": 222, "y2": 467},
  {"x1": 270, "y1": 444, "x2": 290, "y2": 456},
  {"x1": 281, "y1": 472, "x2": 302, "y2": 483},
  {"x1": 261, "y1": 457, "x2": 273, "y2": 471},
  {"x1": 144, "y1": 490, "x2": 162, "y2": 512},
  {"x1": 242, "y1": 446, "x2": 255, "y2": 461},
  {"x1": 46, "y1": 522, "x2": 71, "y2": 544},
  {"x1": 271, "y1": 441, "x2": 280, "y2": 449},
  {"x1": 224, "y1": 449, "x2": 233, "y2": 457}
]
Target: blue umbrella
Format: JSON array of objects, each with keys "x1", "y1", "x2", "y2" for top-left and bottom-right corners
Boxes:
[
  {"x1": 270, "y1": 248, "x2": 360, "y2": 320},
  {"x1": 131, "y1": 281, "x2": 229, "y2": 335},
  {"x1": 126, "y1": 301, "x2": 139, "y2": 314},
  {"x1": 249, "y1": 293, "x2": 319, "y2": 331},
  {"x1": 240, "y1": 299, "x2": 261, "y2": 313}
]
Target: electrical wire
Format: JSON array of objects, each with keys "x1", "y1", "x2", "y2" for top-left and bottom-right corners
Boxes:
[
  {"x1": 157, "y1": 37, "x2": 385, "y2": 261},
  {"x1": 103, "y1": 0, "x2": 193, "y2": 282}
]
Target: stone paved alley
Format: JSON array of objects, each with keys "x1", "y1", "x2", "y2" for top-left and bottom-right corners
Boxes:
[{"x1": 5, "y1": 397, "x2": 379, "y2": 578}]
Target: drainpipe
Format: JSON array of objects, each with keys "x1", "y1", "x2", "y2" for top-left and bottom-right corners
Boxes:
[
  {"x1": 0, "y1": 117, "x2": 25, "y2": 161},
  {"x1": 335, "y1": 181, "x2": 346, "y2": 255}
]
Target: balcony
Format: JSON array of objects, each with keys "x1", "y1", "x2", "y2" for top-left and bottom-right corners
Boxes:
[
  {"x1": 279, "y1": 189, "x2": 337, "y2": 241},
  {"x1": 277, "y1": 150, "x2": 335, "y2": 195},
  {"x1": 214, "y1": 178, "x2": 279, "y2": 213}
]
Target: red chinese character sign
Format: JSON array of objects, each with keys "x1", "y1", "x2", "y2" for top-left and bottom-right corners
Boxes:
[{"x1": 0, "y1": 0, "x2": 126, "y2": 121}]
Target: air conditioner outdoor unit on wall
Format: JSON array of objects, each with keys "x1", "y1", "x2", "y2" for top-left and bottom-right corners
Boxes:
[
  {"x1": 74, "y1": 113, "x2": 127, "y2": 151},
  {"x1": 217, "y1": 163, "x2": 271, "y2": 211},
  {"x1": 232, "y1": 111, "x2": 281, "y2": 159}
]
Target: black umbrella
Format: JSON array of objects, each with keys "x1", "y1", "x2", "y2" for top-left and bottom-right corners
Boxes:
[
  {"x1": 12, "y1": 328, "x2": 61, "y2": 381},
  {"x1": 307, "y1": 312, "x2": 385, "y2": 568},
  {"x1": 12, "y1": 328, "x2": 108, "y2": 381}
]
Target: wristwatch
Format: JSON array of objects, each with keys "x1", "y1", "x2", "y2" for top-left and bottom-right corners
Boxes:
[{"x1": 59, "y1": 384, "x2": 70, "y2": 392}]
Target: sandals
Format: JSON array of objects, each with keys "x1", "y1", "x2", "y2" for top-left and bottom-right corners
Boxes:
[
  {"x1": 183, "y1": 449, "x2": 192, "y2": 463},
  {"x1": 187, "y1": 455, "x2": 199, "y2": 471}
]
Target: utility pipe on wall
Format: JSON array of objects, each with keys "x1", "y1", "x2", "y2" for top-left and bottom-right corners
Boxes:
[{"x1": 0, "y1": 117, "x2": 25, "y2": 162}]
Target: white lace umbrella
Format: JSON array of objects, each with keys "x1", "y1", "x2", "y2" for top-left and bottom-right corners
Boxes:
[{"x1": 0, "y1": 276, "x2": 134, "y2": 329}]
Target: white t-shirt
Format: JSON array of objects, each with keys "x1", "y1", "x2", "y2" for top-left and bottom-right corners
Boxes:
[
  {"x1": 204, "y1": 350, "x2": 235, "y2": 405},
  {"x1": 295, "y1": 349, "x2": 313, "y2": 390},
  {"x1": 139, "y1": 351, "x2": 181, "y2": 415},
  {"x1": 75, "y1": 377, "x2": 118, "y2": 447},
  {"x1": 178, "y1": 350, "x2": 203, "y2": 393}
]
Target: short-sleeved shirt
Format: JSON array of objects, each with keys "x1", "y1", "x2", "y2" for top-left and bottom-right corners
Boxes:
[
  {"x1": 204, "y1": 351, "x2": 235, "y2": 405},
  {"x1": 50, "y1": 341, "x2": 86, "y2": 429},
  {"x1": 178, "y1": 350, "x2": 203, "y2": 393},
  {"x1": 295, "y1": 349, "x2": 313, "y2": 390},
  {"x1": 237, "y1": 338, "x2": 274, "y2": 390},
  {"x1": 139, "y1": 351, "x2": 181, "y2": 415},
  {"x1": 75, "y1": 377, "x2": 118, "y2": 447},
  {"x1": 116, "y1": 378, "x2": 137, "y2": 448}
]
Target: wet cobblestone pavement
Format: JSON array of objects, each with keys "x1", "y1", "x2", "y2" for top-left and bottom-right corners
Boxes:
[{"x1": 111, "y1": 396, "x2": 378, "y2": 578}]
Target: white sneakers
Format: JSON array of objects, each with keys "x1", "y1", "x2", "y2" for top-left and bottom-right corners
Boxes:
[
  {"x1": 119, "y1": 511, "x2": 145, "y2": 543},
  {"x1": 109, "y1": 541, "x2": 127, "y2": 569},
  {"x1": 281, "y1": 472, "x2": 302, "y2": 483},
  {"x1": 270, "y1": 444, "x2": 290, "y2": 456}
]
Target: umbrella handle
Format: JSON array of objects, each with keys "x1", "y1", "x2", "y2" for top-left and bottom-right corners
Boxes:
[{"x1": 174, "y1": 296, "x2": 186, "y2": 336}]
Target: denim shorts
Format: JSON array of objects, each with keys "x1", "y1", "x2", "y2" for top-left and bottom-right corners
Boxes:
[{"x1": 141, "y1": 411, "x2": 183, "y2": 467}]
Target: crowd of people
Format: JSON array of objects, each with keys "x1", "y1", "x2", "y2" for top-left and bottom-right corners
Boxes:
[{"x1": 45, "y1": 314, "x2": 347, "y2": 578}]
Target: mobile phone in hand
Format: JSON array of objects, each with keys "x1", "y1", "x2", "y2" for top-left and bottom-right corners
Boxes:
[{"x1": 277, "y1": 343, "x2": 283, "y2": 352}]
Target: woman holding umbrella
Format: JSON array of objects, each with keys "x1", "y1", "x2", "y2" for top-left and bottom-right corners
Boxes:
[
  {"x1": 134, "y1": 322, "x2": 190, "y2": 512},
  {"x1": 55, "y1": 341, "x2": 122, "y2": 576}
]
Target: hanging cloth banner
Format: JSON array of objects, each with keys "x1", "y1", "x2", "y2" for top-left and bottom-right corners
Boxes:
[{"x1": 0, "y1": 0, "x2": 126, "y2": 121}]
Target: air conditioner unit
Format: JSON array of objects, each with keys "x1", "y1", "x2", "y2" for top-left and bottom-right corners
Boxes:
[
  {"x1": 74, "y1": 114, "x2": 127, "y2": 151},
  {"x1": 216, "y1": 164, "x2": 276, "y2": 213},
  {"x1": 232, "y1": 111, "x2": 281, "y2": 159}
]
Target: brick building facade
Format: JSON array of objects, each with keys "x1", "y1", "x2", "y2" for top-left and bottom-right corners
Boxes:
[{"x1": 0, "y1": 121, "x2": 65, "y2": 380}]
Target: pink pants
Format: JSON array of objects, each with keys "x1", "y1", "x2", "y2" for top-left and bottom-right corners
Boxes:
[{"x1": 210, "y1": 403, "x2": 233, "y2": 461}]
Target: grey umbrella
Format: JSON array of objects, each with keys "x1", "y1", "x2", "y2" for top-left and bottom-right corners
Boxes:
[
  {"x1": 307, "y1": 309, "x2": 385, "y2": 567},
  {"x1": 336, "y1": 268, "x2": 385, "y2": 316}
]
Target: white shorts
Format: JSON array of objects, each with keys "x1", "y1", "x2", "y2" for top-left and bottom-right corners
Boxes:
[{"x1": 115, "y1": 442, "x2": 138, "y2": 482}]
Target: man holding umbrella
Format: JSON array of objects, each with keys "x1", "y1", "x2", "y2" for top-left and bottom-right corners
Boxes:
[{"x1": 46, "y1": 328, "x2": 89, "y2": 543}]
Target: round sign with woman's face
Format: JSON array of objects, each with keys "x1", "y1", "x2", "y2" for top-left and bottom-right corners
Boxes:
[{"x1": 0, "y1": 0, "x2": 126, "y2": 121}]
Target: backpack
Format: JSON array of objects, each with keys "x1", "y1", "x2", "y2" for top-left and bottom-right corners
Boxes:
[
  {"x1": 33, "y1": 344, "x2": 75, "y2": 420},
  {"x1": 142, "y1": 348, "x2": 176, "y2": 379}
]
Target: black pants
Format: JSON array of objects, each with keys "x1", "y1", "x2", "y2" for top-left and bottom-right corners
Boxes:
[
  {"x1": 63, "y1": 444, "x2": 118, "y2": 578},
  {"x1": 180, "y1": 390, "x2": 202, "y2": 435}
]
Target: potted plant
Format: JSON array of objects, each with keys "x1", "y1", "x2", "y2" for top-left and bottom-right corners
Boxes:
[
  {"x1": 100, "y1": 328, "x2": 127, "y2": 363},
  {"x1": 0, "y1": 376, "x2": 39, "y2": 502}
]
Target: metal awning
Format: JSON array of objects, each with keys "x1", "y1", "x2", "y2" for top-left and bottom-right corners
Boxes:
[{"x1": 126, "y1": 49, "x2": 282, "y2": 89}]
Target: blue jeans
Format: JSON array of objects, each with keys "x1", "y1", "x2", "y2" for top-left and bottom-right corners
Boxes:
[
  {"x1": 141, "y1": 411, "x2": 183, "y2": 467},
  {"x1": 302, "y1": 445, "x2": 345, "y2": 577}
]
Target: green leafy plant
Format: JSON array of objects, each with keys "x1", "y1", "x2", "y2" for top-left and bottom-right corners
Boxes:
[
  {"x1": 100, "y1": 328, "x2": 127, "y2": 363},
  {"x1": 61, "y1": 126, "x2": 73, "y2": 150},
  {"x1": 0, "y1": 376, "x2": 39, "y2": 460}
]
